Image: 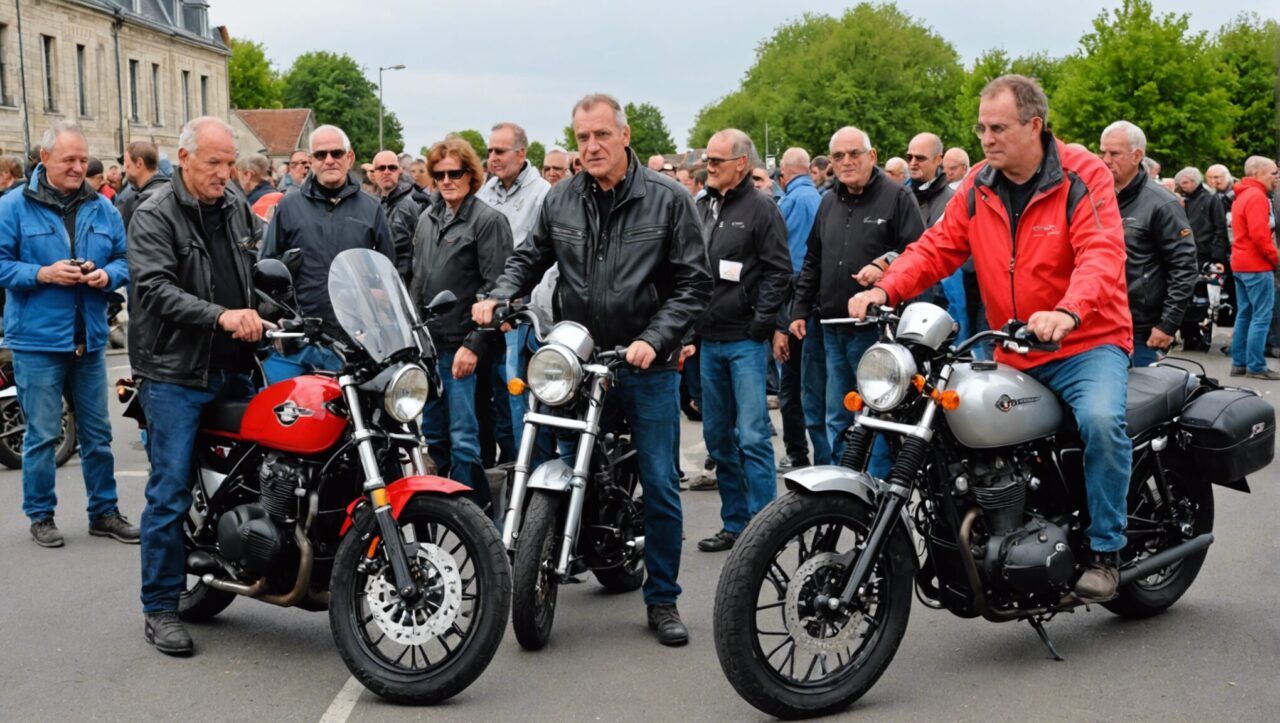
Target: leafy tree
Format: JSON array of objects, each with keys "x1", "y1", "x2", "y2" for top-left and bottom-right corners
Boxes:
[
  {"x1": 1213, "y1": 14, "x2": 1279, "y2": 167},
  {"x1": 952, "y1": 50, "x2": 1066, "y2": 158},
  {"x1": 562, "y1": 126, "x2": 578, "y2": 152},
  {"x1": 625, "y1": 102, "x2": 676, "y2": 157},
  {"x1": 228, "y1": 38, "x2": 282, "y2": 109},
  {"x1": 1052, "y1": 0, "x2": 1233, "y2": 170},
  {"x1": 447, "y1": 130, "x2": 488, "y2": 162},
  {"x1": 527, "y1": 141, "x2": 546, "y2": 171},
  {"x1": 281, "y1": 51, "x2": 403, "y2": 156}
]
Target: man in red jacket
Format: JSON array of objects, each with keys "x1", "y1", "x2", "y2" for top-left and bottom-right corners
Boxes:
[
  {"x1": 849, "y1": 75, "x2": 1132, "y2": 603},
  {"x1": 1228, "y1": 156, "x2": 1280, "y2": 379}
]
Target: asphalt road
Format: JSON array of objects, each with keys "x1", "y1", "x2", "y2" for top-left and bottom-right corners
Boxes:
[{"x1": 0, "y1": 346, "x2": 1277, "y2": 722}]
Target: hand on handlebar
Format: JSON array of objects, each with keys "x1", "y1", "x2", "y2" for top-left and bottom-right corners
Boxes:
[
  {"x1": 218, "y1": 308, "x2": 265, "y2": 342},
  {"x1": 626, "y1": 340, "x2": 657, "y2": 369},
  {"x1": 848, "y1": 288, "x2": 889, "y2": 320},
  {"x1": 1025, "y1": 310, "x2": 1076, "y2": 344},
  {"x1": 471, "y1": 299, "x2": 499, "y2": 327}
]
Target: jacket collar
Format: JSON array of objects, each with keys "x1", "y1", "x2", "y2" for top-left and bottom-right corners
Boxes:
[
  {"x1": 170, "y1": 168, "x2": 233, "y2": 210},
  {"x1": 705, "y1": 171, "x2": 756, "y2": 204},
  {"x1": 574, "y1": 148, "x2": 646, "y2": 204},
  {"x1": 301, "y1": 172, "x2": 360, "y2": 203},
  {"x1": 783, "y1": 173, "x2": 815, "y2": 196},
  {"x1": 1116, "y1": 168, "x2": 1147, "y2": 204},
  {"x1": 974, "y1": 130, "x2": 1063, "y2": 195},
  {"x1": 428, "y1": 191, "x2": 477, "y2": 224},
  {"x1": 23, "y1": 164, "x2": 96, "y2": 210},
  {"x1": 836, "y1": 165, "x2": 883, "y2": 200},
  {"x1": 1235, "y1": 177, "x2": 1268, "y2": 197},
  {"x1": 384, "y1": 178, "x2": 415, "y2": 206},
  {"x1": 911, "y1": 167, "x2": 949, "y2": 202},
  {"x1": 1184, "y1": 183, "x2": 1206, "y2": 202}
]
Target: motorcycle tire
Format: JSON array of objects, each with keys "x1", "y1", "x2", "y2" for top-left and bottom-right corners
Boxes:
[
  {"x1": 592, "y1": 454, "x2": 645, "y2": 593},
  {"x1": 1104, "y1": 464, "x2": 1215, "y2": 619},
  {"x1": 178, "y1": 578, "x2": 237, "y2": 622},
  {"x1": 0, "y1": 398, "x2": 78, "y2": 470},
  {"x1": 714, "y1": 491, "x2": 914, "y2": 720},
  {"x1": 330, "y1": 495, "x2": 510, "y2": 705},
  {"x1": 511, "y1": 491, "x2": 563, "y2": 651}
]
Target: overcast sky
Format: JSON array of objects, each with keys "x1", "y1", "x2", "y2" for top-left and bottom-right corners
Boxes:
[{"x1": 210, "y1": 0, "x2": 1271, "y2": 157}]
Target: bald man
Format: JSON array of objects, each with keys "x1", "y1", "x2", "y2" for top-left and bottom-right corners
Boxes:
[
  {"x1": 943, "y1": 147, "x2": 970, "y2": 189},
  {"x1": 883, "y1": 157, "x2": 908, "y2": 185},
  {"x1": 371, "y1": 149, "x2": 424, "y2": 278}
]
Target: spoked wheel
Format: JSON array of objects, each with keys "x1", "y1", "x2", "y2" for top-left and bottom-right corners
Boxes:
[
  {"x1": 511, "y1": 491, "x2": 563, "y2": 650},
  {"x1": 592, "y1": 453, "x2": 646, "y2": 593},
  {"x1": 714, "y1": 492, "x2": 914, "y2": 720},
  {"x1": 330, "y1": 496, "x2": 510, "y2": 705},
  {"x1": 0, "y1": 397, "x2": 77, "y2": 469},
  {"x1": 1105, "y1": 461, "x2": 1214, "y2": 619}
]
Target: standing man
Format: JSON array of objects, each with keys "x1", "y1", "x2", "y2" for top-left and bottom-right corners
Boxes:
[
  {"x1": 541, "y1": 148, "x2": 571, "y2": 185},
  {"x1": 280, "y1": 149, "x2": 311, "y2": 192},
  {"x1": 0, "y1": 121, "x2": 136, "y2": 549},
  {"x1": 789, "y1": 126, "x2": 924, "y2": 468},
  {"x1": 105, "y1": 164, "x2": 123, "y2": 194},
  {"x1": 0, "y1": 156, "x2": 22, "y2": 196},
  {"x1": 883, "y1": 157, "x2": 908, "y2": 185},
  {"x1": 1098, "y1": 121, "x2": 1196, "y2": 368},
  {"x1": 409, "y1": 158, "x2": 431, "y2": 192},
  {"x1": 1229, "y1": 156, "x2": 1280, "y2": 379},
  {"x1": 371, "y1": 149, "x2": 421, "y2": 278},
  {"x1": 943, "y1": 147, "x2": 970, "y2": 190},
  {"x1": 128, "y1": 116, "x2": 265, "y2": 655},
  {"x1": 117, "y1": 141, "x2": 169, "y2": 230},
  {"x1": 906, "y1": 132, "x2": 964, "y2": 332},
  {"x1": 809, "y1": 156, "x2": 832, "y2": 191},
  {"x1": 473, "y1": 93, "x2": 711, "y2": 646},
  {"x1": 236, "y1": 154, "x2": 275, "y2": 205},
  {"x1": 261, "y1": 125, "x2": 395, "y2": 370},
  {"x1": 694, "y1": 129, "x2": 791, "y2": 553},
  {"x1": 1175, "y1": 166, "x2": 1228, "y2": 350},
  {"x1": 85, "y1": 158, "x2": 112, "y2": 199},
  {"x1": 772, "y1": 146, "x2": 828, "y2": 469}
]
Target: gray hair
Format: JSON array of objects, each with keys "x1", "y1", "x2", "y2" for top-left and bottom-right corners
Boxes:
[
  {"x1": 178, "y1": 116, "x2": 237, "y2": 156},
  {"x1": 491, "y1": 122, "x2": 529, "y2": 151},
  {"x1": 720, "y1": 128, "x2": 754, "y2": 159},
  {"x1": 781, "y1": 147, "x2": 810, "y2": 170},
  {"x1": 829, "y1": 126, "x2": 872, "y2": 153},
  {"x1": 1174, "y1": 166, "x2": 1203, "y2": 186},
  {"x1": 1101, "y1": 120, "x2": 1147, "y2": 152},
  {"x1": 1206, "y1": 163, "x2": 1232, "y2": 183},
  {"x1": 911, "y1": 133, "x2": 944, "y2": 158},
  {"x1": 309, "y1": 124, "x2": 351, "y2": 153},
  {"x1": 39, "y1": 121, "x2": 87, "y2": 153},
  {"x1": 944, "y1": 147, "x2": 970, "y2": 168},
  {"x1": 237, "y1": 153, "x2": 270, "y2": 178},
  {"x1": 885, "y1": 157, "x2": 908, "y2": 174},
  {"x1": 1244, "y1": 155, "x2": 1275, "y2": 177},
  {"x1": 570, "y1": 93, "x2": 628, "y2": 130}
]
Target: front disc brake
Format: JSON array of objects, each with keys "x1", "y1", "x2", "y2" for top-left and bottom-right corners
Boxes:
[
  {"x1": 365, "y1": 543, "x2": 463, "y2": 646},
  {"x1": 785, "y1": 552, "x2": 863, "y2": 654}
]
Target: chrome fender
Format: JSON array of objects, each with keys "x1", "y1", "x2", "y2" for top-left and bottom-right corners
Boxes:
[
  {"x1": 527, "y1": 458, "x2": 574, "y2": 493},
  {"x1": 783, "y1": 465, "x2": 881, "y2": 505}
]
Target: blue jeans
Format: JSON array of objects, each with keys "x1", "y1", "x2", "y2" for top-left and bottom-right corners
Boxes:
[
  {"x1": 822, "y1": 326, "x2": 891, "y2": 477},
  {"x1": 700, "y1": 339, "x2": 776, "y2": 534},
  {"x1": 1130, "y1": 338, "x2": 1164, "y2": 368},
  {"x1": 13, "y1": 349, "x2": 118, "y2": 523},
  {"x1": 422, "y1": 348, "x2": 491, "y2": 515},
  {"x1": 1026, "y1": 345, "x2": 1130, "y2": 552},
  {"x1": 267, "y1": 344, "x2": 344, "y2": 383},
  {"x1": 138, "y1": 371, "x2": 254, "y2": 613},
  {"x1": 505, "y1": 327, "x2": 530, "y2": 449},
  {"x1": 1232, "y1": 271, "x2": 1275, "y2": 373}
]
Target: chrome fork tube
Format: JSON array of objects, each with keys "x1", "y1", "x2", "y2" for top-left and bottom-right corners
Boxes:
[
  {"x1": 502, "y1": 398, "x2": 542, "y2": 550},
  {"x1": 555, "y1": 375, "x2": 607, "y2": 576}
]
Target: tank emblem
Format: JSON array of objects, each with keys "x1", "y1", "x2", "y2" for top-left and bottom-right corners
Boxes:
[
  {"x1": 273, "y1": 401, "x2": 314, "y2": 427},
  {"x1": 995, "y1": 394, "x2": 1040, "y2": 412}
]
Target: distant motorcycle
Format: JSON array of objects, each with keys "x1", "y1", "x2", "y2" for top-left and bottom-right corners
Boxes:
[{"x1": 0, "y1": 352, "x2": 77, "y2": 469}]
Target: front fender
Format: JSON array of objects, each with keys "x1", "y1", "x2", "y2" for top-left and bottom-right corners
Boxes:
[
  {"x1": 339, "y1": 474, "x2": 472, "y2": 536},
  {"x1": 783, "y1": 465, "x2": 882, "y2": 505},
  {"x1": 527, "y1": 458, "x2": 574, "y2": 493}
]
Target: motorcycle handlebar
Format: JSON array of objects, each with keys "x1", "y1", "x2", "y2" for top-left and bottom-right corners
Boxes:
[{"x1": 820, "y1": 305, "x2": 896, "y2": 326}]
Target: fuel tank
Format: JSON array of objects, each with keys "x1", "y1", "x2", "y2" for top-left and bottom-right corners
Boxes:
[
  {"x1": 238, "y1": 375, "x2": 348, "y2": 455},
  {"x1": 945, "y1": 362, "x2": 1063, "y2": 449}
]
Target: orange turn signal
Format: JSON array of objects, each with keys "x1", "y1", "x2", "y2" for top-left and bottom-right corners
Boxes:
[
  {"x1": 932, "y1": 389, "x2": 961, "y2": 411},
  {"x1": 371, "y1": 487, "x2": 389, "y2": 508},
  {"x1": 843, "y1": 391, "x2": 865, "y2": 412},
  {"x1": 507, "y1": 378, "x2": 527, "y2": 396},
  {"x1": 912, "y1": 375, "x2": 927, "y2": 392}
]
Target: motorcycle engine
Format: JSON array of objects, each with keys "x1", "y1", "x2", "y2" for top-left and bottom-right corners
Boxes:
[
  {"x1": 258, "y1": 453, "x2": 311, "y2": 523},
  {"x1": 214, "y1": 454, "x2": 310, "y2": 578}
]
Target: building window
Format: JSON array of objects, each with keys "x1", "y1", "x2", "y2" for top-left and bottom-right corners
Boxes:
[
  {"x1": 200, "y1": 74, "x2": 208, "y2": 115},
  {"x1": 181, "y1": 70, "x2": 191, "y2": 123},
  {"x1": 41, "y1": 35, "x2": 56, "y2": 112},
  {"x1": 129, "y1": 59, "x2": 140, "y2": 121},
  {"x1": 0, "y1": 25, "x2": 11, "y2": 106},
  {"x1": 151, "y1": 63, "x2": 161, "y2": 125},
  {"x1": 76, "y1": 45, "x2": 88, "y2": 116}
]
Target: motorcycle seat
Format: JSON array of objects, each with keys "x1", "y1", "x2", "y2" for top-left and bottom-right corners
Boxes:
[
  {"x1": 1125, "y1": 365, "x2": 1194, "y2": 438},
  {"x1": 201, "y1": 400, "x2": 251, "y2": 435}
]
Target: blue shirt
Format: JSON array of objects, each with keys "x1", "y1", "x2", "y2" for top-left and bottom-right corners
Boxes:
[{"x1": 778, "y1": 174, "x2": 821, "y2": 274}]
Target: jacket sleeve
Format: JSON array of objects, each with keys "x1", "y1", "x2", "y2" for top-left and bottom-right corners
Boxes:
[
  {"x1": 790, "y1": 199, "x2": 824, "y2": 322},
  {"x1": 128, "y1": 205, "x2": 226, "y2": 329},
  {"x1": 1052, "y1": 162, "x2": 1129, "y2": 327},
  {"x1": 1208, "y1": 195, "x2": 1228, "y2": 264},
  {"x1": 489, "y1": 194, "x2": 556, "y2": 300},
  {"x1": 892, "y1": 187, "x2": 926, "y2": 252},
  {"x1": 1242, "y1": 193, "x2": 1279, "y2": 270},
  {"x1": 636, "y1": 191, "x2": 713, "y2": 360},
  {"x1": 259, "y1": 203, "x2": 287, "y2": 260},
  {"x1": 371, "y1": 203, "x2": 396, "y2": 263},
  {"x1": 0, "y1": 199, "x2": 41, "y2": 290},
  {"x1": 462, "y1": 213, "x2": 514, "y2": 354},
  {"x1": 878, "y1": 188, "x2": 973, "y2": 304},
  {"x1": 750, "y1": 201, "x2": 794, "y2": 341},
  {"x1": 1153, "y1": 199, "x2": 1197, "y2": 334},
  {"x1": 387, "y1": 201, "x2": 417, "y2": 277},
  {"x1": 102, "y1": 202, "x2": 130, "y2": 292}
]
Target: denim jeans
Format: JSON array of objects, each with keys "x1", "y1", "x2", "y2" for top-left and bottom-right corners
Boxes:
[
  {"x1": 138, "y1": 371, "x2": 254, "y2": 613},
  {"x1": 1130, "y1": 338, "x2": 1164, "y2": 368},
  {"x1": 505, "y1": 327, "x2": 530, "y2": 449},
  {"x1": 700, "y1": 339, "x2": 776, "y2": 535},
  {"x1": 1232, "y1": 271, "x2": 1275, "y2": 373},
  {"x1": 1026, "y1": 345, "x2": 1130, "y2": 552},
  {"x1": 422, "y1": 348, "x2": 492, "y2": 515},
  {"x1": 822, "y1": 326, "x2": 891, "y2": 477},
  {"x1": 800, "y1": 315, "x2": 830, "y2": 464},
  {"x1": 277, "y1": 344, "x2": 344, "y2": 377},
  {"x1": 13, "y1": 349, "x2": 118, "y2": 523}
]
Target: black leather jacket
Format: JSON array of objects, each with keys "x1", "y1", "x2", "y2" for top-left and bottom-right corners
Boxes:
[
  {"x1": 383, "y1": 178, "x2": 424, "y2": 278},
  {"x1": 1181, "y1": 184, "x2": 1227, "y2": 265},
  {"x1": 1117, "y1": 172, "x2": 1197, "y2": 336},
  {"x1": 127, "y1": 170, "x2": 262, "y2": 387},
  {"x1": 489, "y1": 150, "x2": 711, "y2": 368}
]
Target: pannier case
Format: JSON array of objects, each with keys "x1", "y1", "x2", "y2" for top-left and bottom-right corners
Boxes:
[{"x1": 1179, "y1": 388, "x2": 1274, "y2": 485}]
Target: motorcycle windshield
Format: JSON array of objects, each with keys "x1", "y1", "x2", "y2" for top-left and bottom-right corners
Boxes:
[{"x1": 327, "y1": 249, "x2": 418, "y2": 364}]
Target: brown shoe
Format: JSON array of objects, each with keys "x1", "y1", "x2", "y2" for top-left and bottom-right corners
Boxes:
[
  {"x1": 688, "y1": 473, "x2": 717, "y2": 491},
  {"x1": 1072, "y1": 551, "x2": 1120, "y2": 602},
  {"x1": 1246, "y1": 369, "x2": 1280, "y2": 381}
]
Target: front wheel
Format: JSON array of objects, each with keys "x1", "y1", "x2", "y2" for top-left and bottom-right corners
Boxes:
[
  {"x1": 714, "y1": 491, "x2": 915, "y2": 720},
  {"x1": 511, "y1": 491, "x2": 563, "y2": 650},
  {"x1": 330, "y1": 495, "x2": 511, "y2": 705},
  {"x1": 0, "y1": 398, "x2": 76, "y2": 469}
]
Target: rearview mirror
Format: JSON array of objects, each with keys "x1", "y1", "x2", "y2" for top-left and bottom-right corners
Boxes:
[
  {"x1": 423, "y1": 290, "x2": 457, "y2": 318},
  {"x1": 254, "y1": 258, "x2": 293, "y2": 295}
]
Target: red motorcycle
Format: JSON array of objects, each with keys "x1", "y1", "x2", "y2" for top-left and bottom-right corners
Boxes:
[{"x1": 118, "y1": 249, "x2": 509, "y2": 704}]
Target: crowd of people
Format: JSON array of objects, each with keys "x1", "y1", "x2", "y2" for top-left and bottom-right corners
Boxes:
[{"x1": 0, "y1": 72, "x2": 1276, "y2": 655}]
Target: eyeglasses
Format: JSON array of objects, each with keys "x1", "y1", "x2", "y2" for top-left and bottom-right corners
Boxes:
[
  {"x1": 311, "y1": 149, "x2": 348, "y2": 161},
  {"x1": 829, "y1": 149, "x2": 869, "y2": 163},
  {"x1": 373, "y1": 164, "x2": 399, "y2": 172},
  {"x1": 905, "y1": 153, "x2": 933, "y2": 163},
  {"x1": 288, "y1": 160, "x2": 310, "y2": 167},
  {"x1": 430, "y1": 169, "x2": 468, "y2": 181},
  {"x1": 705, "y1": 155, "x2": 744, "y2": 167},
  {"x1": 542, "y1": 165, "x2": 567, "y2": 173},
  {"x1": 972, "y1": 120, "x2": 1028, "y2": 138},
  {"x1": 487, "y1": 147, "x2": 517, "y2": 156}
]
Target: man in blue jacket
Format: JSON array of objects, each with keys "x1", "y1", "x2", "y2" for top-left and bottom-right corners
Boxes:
[{"x1": 0, "y1": 121, "x2": 136, "y2": 548}]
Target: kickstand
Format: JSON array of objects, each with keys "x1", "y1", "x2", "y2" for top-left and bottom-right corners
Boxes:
[{"x1": 1028, "y1": 616, "x2": 1064, "y2": 661}]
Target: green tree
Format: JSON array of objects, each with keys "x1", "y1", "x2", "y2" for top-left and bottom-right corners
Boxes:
[
  {"x1": 1213, "y1": 14, "x2": 1279, "y2": 167},
  {"x1": 527, "y1": 141, "x2": 546, "y2": 171},
  {"x1": 1052, "y1": 0, "x2": 1234, "y2": 170},
  {"x1": 952, "y1": 50, "x2": 1065, "y2": 157},
  {"x1": 562, "y1": 126, "x2": 578, "y2": 152},
  {"x1": 624, "y1": 102, "x2": 676, "y2": 157},
  {"x1": 228, "y1": 38, "x2": 282, "y2": 109},
  {"x1": 448, "y1": 130, "x2": 488, "y2": 162},
  {"x1": 281, "y1": 51, "x2": 403, "y2": 156}
]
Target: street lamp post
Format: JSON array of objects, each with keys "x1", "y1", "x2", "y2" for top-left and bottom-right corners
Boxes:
[{"x1": 378, "y1": 64, "x2": 406, "y2": 151}]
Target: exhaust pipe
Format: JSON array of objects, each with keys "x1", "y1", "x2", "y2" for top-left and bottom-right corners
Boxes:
[
  {"x1": 202, "y1": 494, "x2": 320, "y2": 608},
  {"x1": 1119, "y1": 534, "x2": 1213, "y2": 585}
]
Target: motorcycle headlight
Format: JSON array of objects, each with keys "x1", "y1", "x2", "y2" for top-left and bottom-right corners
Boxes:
[
  {"x1": 857, "y1": 343, "x2": 917, "y2": 412},
  {"x1": 527, "y1": 345, "x2": 582, "y2": 406},
  {"x1": 384, "y1": 364, "x2": 430, "y2": 422}
]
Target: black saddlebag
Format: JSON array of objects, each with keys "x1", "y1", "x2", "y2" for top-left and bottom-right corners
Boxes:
[{"x1": 1179, "y1": 388, "x2": 1274, "y2": 486}]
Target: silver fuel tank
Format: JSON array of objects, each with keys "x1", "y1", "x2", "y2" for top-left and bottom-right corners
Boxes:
[{"x1": 945, "y1": 361, "x2": 1064, "y2": 449}]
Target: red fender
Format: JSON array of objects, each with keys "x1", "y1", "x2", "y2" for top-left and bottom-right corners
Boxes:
[{"x1": 339, "y1": 475, "x2": 472, "y2": 536}]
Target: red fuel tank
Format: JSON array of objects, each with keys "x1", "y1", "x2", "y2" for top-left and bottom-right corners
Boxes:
[{"x1": 236, "y1": 375, "x2": 348, "y2": 455}]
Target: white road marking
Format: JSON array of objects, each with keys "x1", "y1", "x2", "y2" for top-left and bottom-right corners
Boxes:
[
  {"x1": 318, "y1": 676, "x2": 364, "y2": 723},
  {"x1": 116, "y1": 470, "x2": 148, "y2": 477}
]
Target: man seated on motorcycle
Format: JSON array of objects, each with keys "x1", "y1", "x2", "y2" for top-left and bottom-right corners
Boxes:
[
  {"x1": 472, "y1": 93, "x2": 712, "y2": 646},
  {"x1": 848, "y1": 75, "x2": 1134, "y2": 603}
]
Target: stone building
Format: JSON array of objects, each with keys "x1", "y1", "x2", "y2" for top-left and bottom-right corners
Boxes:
[
  {"x1": 0, "y1": 0, "x2": 229, "y2": 165},
  {"x1": 231, "y1": 108, "x2": 315, "y2": 167}
]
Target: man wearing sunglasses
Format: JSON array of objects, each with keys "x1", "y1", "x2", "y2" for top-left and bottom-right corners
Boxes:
[
  {"x1": 261, "y1": 124, "x2": 394, "y2": 370},
  {"x1": 371, "y1": 149, "x2": 426, "y2": 280},
  {"x1": 541, "y1": 148, "x2": 571, "y2": 185},
  {"x1": 280, "y1": 149, "x2": 310, "y2": 192}
]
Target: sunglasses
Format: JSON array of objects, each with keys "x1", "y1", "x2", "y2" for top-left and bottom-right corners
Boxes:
[
  {"x1": 373, "y1": 164, "x2": 399, "y2": 172},
  {"x1": 487, "y1": 147, "x2": 514, "y2": 156},
  {"x1": 905, "y1": 153, "x2": 933, "y2": 163},
  {"x1": 706, "y1": 155, "x2": 744, "y2": 167},
  {"x1": 431, "y1": 169, "x2": 468, "y2": 181},
  {"x1": 311, "y1": 149, "x2": 348, "y2": 161}
]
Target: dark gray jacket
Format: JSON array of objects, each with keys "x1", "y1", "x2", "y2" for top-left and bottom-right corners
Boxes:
[
  {"x1": 911, "y1": 168, "x2": 955, "y2": 228},
  {"x1": 1117, "y1": 171, "x2": 1197, "y2": 336},
  {"x1": 489, "y1": 150, "x2": 712, "y2": 368},
  {"x1": 127, "y1": 169, "x2": 262, "y2": 387},
  {"x1": 382, "y1": 178, "x2": 423, "y2": 278},
  {"x1": 409, "y1": 193, "x2": 513, "y2": 353},
  {"x1": 260, "y1": 174, "x2": 394, "y2": 329},
  {"x1": 117, "y1": 173, "x2": 170, "y2": 232},
  {"x1": 1181, "y1": 184, "x2": 1227, "y2": 265}
]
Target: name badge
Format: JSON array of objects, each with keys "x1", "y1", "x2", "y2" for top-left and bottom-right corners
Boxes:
[{"x1": 719, "y1": 259, "x2": 743, "y2": 283}]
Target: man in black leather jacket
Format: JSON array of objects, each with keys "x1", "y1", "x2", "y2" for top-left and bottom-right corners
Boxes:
[
  {"x1": 1099, "y1": 121, "x2": 1196, "y2": 367},
  {"x1": 473, "y1": 93, "x2": 711, "y2": 647}
]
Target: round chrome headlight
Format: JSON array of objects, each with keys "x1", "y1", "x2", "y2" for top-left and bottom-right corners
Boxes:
[
  {"x1": 384, "y1": 364, "x2": 430, "y2": 422},
  {"x1": 527, "y1": 345, "x2": 582, "y2": 406},
  {"x1": 857, "y1": 343, "x2": 917, "y2": 411}
]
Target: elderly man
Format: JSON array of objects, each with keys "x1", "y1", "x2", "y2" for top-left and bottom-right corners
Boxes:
[
  {"x1": 790, "y1": 127, "x2": 923, "y2": 470},
  {"x1": 261, "y1": 125, "x2": 394, "y2": 370},
  {"x1": 694, "y1": 129, "x2": 791, "y2": 553},
  {"x1": 1175, "y1": 166, "x2": 1228, "y2": 350},
  {"x1": 541, "y1": 148, "x2": 571, "y2": 185},
  {"x1": 236, "y1": 153, "x2": 275, "y2": 205},
  {"x1": 1098, "y1": 121, "x2": 1196, "y2": 368},
  {"x1": 0, "y1": 121, "x2": 135, "y2": 550},
  {"x1": 0, "y1": 155, "x2": 22, "y2": 196},
  {"x1": 116, "y1": 140, "x2": 169, "y2": 230},
  {"x1": 473, "y1": 93, "x2": 711, "y2": 646},
  {"x1": 883, "y1": 157, "x2": 908, "y2": 185},
  {"x1": 809, "y1": 155, "x2": 832, "y2": 190},
  {"x1": 371, "y1": 149, "x2": 421, "y2": 278},
  {"x1": 129, "y1": 116, "x2": 265, "y2": 655},
  {"x1": 1229, "y1": 156, "x2": 1280, "y2": 379},
  {"x1": 86, "y1": 158, "x2": 111, "y2": 198},
  {"x1": 943, "y1": 147, "x2": 970, "y2": 189},
  {"x1": 280, "y1": 149, "x2": 310, "y2": 191},
  {"x1": 105, "y1": 164, "x2": 123, "y2": 194},
  {"x1": 906, "y1": 131, "x2": 965, "y2": 333},
  {"x1": 647, "y1": 154, "x2": 666, "y2": 172}
]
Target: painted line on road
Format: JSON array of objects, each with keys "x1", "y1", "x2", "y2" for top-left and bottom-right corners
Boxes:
[
  {"x1": 117, "y1": 470, "x2": 149, "y2": 477},
  {"x1": 318, "y1": 676, "x2": 363, "y2": 723}
]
